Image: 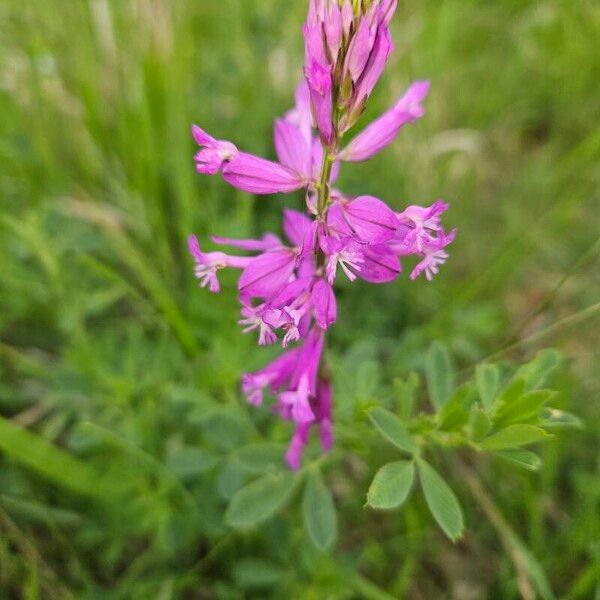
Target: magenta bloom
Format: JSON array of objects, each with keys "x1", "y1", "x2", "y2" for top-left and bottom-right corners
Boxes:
[
  {"x1": 192, "y1": 125, "x2": 238, "y2": 174},
  {"x1": 188, "y1": 0, "x2": 455, "y2": 470},
  {"x1": 341, "y1": 81, "x2": 430, "y2": 162}
]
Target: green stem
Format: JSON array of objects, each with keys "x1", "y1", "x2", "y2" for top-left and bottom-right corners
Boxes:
[{"x1": 316, "y1": 148, "x2": 335, "y2": 217}]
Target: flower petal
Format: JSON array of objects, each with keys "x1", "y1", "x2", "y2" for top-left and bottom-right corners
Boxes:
[
  {"x1": 343, "y1": 195, "x2": 399, "y2": 244},
  {"x1": 238, "y1": 249, "x2": 297, "y2": 298},
  {"x1": 358, "y1": 244, "x2": 402, "y2": 283},
  {"x1": 312, "y1": 279, "x2": 337, "y2": 329},
  {"x1": 222, "y1": 152, "x2": 306, "y2": 194},
  {"x1": 341, "y1": 80, "x2": 430, "y2": 162},
  {"x1": 274, "y1": 119, "x2": 312, "y2": 178}
]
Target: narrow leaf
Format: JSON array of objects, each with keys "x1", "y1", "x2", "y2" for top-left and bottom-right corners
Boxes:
[
  {"x1": 425, "y1": 341, "x2": 456, "y2": 410},
  {"x1": 394, "y1": 371, "x2": 420, "y2": 420},
  {"x1": 303, "y1": 470, "x2": 338, "y2": 550},
  {"x1": 494, "y1": 390, "x2": 553, "y2": 427},
  {"x1": 418, "y1": 459, "x2": 464, "y2": 541},
  {"x1": 439, "y1": 383, "x2": 476, "y2": 431},
  {"x1": 475, "y1": 363, "x2": 501, "y2": 410},
  {"x1": 366, "y1": 460, "x2": 415, "y2": 510},
  {"x1": 494, "y1": 449, "x2": 541, "y2": 471},
  {"x1": 491, "y1": 378, "x2": 526, "y2": 416},
  {"x1": 481, "y1": 424, "x2": 550, "y2": 450},
  {"x1": 516, "y1": 349, "x2": 562, "y2": 391},
  {"x1": 0, "y1": 415, "x2": 101, "y2": 497},
  {"x1": 469, "y1": 406, "x2": 492, "y2": 441},
  {"x1": 226, "y1": 472, "x2": 295, "y2": 528},
  {"x1": 368, "y1": 407, "x2": 417, "y2": 454}
]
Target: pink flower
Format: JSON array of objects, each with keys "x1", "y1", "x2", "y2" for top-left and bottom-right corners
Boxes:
[
  {"x1": 358, "y1": 244, "x2": 402, "y2": 284},
  {"x1": 238, "y1": 248, "x2": 298, "y2": 299},
  {"x1": 396, "y1": 199, "x2": 449, "y2": 252},
  {"x1": 330, "y1": 195, "x2": 399, "y2": 244},
  {"x1": 222, "y1": 152, "x2": 307, "y2": 195},
  {"x1": 211, "y1": 233, "x2": 281, "y2": 252},
  {"x1": 312, "y1": 279, "x2": 337, "y2": 329},
  {"x1": 274, "y1": 119, "x2": 313, "y2": 178},
  {"x1": 242, "y1": 347, "x2": 300, "y2": 406},
  {"x1": 285, "y1": 422, "x2": 312, "y2": 470},
  {"x1": 409, "y1": 228, "x2": 456, "y2": 281},
  {"x1": 304, "y1": 59, "x2": 334, "y2": 144},
  {"x1": 192, "y1": 125, "x2": 238, "y2": 174},
  {"x1": 280, "y1": 374, "x2": 314, "y2": 424},
  {"x1": 346, "y1": 26, "x2": 393, "y2": 124},
  {"x1": 341, "y1": 81, "x2": 430, "y2": 161},
  {"x1": 187, "y1": 235, "x2": 251, "y2": 293}
]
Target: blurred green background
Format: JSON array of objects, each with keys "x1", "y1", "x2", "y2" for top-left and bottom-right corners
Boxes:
[{"x1": 0, "y1": 0, "x2": 599, "y2": 598}]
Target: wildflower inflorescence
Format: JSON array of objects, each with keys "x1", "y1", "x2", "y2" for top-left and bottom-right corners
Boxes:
[{"x1": 188, "y1": 0, "x2": 455, "y2": 469}]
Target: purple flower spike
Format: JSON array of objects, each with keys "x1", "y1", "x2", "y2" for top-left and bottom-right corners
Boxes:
[
  {"x1": 341, "y1": 80, "x2": 430, "y2": 162},
  {"x1": 189, "y1": 0, "x2": 455, "y2": 470}
]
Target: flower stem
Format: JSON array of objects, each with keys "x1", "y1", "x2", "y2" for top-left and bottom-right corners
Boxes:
[{"x1": 316, "y1": 149, "x2": 335, "y2": 217}]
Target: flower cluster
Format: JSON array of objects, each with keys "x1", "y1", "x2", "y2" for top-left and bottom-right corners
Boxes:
[{"x1": 188, "y1": 0, "x2": 455, "y2": 469}]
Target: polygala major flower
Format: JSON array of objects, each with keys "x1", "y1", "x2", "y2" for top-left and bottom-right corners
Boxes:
[{"x1": 188, "y1": 0, "x2": 456, "y2": 470}]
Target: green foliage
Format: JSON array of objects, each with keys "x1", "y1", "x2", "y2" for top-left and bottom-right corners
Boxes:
[
  {"x1": 417, "y1": 459, "x2": 464, "y2": 542},
  {"x1": 225, "y1": 472, "x2": 296, "y2": 528},
  {"x1": 366, "y1": 461, "x2": 415, "y2": 510},
  {"x1": 368, "y1": 407, "x2": 418, "y2": 454},
  {"x1": 303, "y1": 470, "x2": 338, "y2": 551},
  {"x1": 0, "y1": 0, "x2": 598, "y2": 597},
  {"x1": 425, "y1": 341, "x2": 456, "y2": 410},
  {"x1": 366, "y1": 346, "x2": 579, "y2": 545}
]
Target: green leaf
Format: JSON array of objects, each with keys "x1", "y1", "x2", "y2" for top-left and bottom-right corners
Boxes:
[
  {"x1": 468, "y1": 406, "x2": 492, "y2": 441},
  {"x1": 0, "y1": 415, "x2": 101, "y2": 497},
  {"x1": 481, "y1": 425, "x2": 550, "y2": 450},
  {"x1": 303, "y1": 471, "x2": 338, "y2": 550},
  {"x1": 475, "y1": 363, "x2": 501, "y2": 410},
  {"x1": 217, "y1": 459, "x2": 248, "y2": 501},
  {"x1": 494, "y1": 448, "x2": 541, "y2": 471},
  {"x1": 516, "y1": 349, "x2": 562, "y2": 391},
  {"x1": 368, "y1": 407, "x2": 417, "y2": 454},
  {"x1": 166, "y1": 446, "x2": 219, "y2": 478},
  {"x1": 394, "y1": 371, "x2": 420, "y2": 420},
  {"x1": 539, "y1": 408, "x2": 583, "y2": 429},
  {"x1": 417, "y1": 459, "x2": 464, "y2": 541},
  {"x1": 235, "y1": 443, "x2": 286, "y2": 474},
  {"x1": 439, "y1": 383, "x2": 477, "y2": 431},
  {"x1": 226, "y1": 472, "x2": 296, "y2": 528},
  {"x1": 494, "y1": 390, "x2": 553, "y2": 427},
  {"x1": 491, "y1": 377, "x2": 526, "y2": 416},
  {"x1": 366, "y1": 461, "x2": 415, "y2": 510},
  {"x1": 425, "y1": 341, "x2": 456, "y2": 410}
]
